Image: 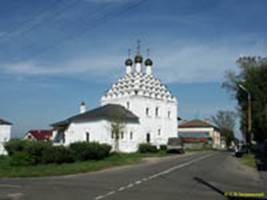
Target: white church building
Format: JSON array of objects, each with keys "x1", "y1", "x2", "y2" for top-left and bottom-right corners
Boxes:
[{"x1": 52, "y1": 45, "x2": 178, "y2": 152}]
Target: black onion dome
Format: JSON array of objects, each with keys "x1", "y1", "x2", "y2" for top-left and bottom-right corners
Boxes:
[
  {"x1": 125, "y1": 58, "x2": 133, "y2": 66},
  {"x1": 134, "y1": 54, "x2": 143, "y2": 63},
  {"x1": 145, "y1": 58, "x2": 153, "y2": 66}
]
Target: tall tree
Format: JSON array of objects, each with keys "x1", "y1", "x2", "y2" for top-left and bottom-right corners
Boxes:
[
  {"x1": 210, "y1": 110, "x2": 236, "y2": 147},
  {"x1": 110, "y1": 113, "x2": 125, "y2": 152},
  {"x1": 223, "y1": 56, "x2": 267, "y2": 143}
]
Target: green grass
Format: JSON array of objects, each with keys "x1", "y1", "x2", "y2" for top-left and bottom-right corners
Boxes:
[
  {"x1": 0, "y1": 152, "x2": 168, "y2": 178},
  {"x1": 240, "y1": 153, "x2": 257, "y2": 168}
]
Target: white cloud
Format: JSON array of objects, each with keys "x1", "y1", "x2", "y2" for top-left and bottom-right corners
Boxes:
[
  {"x1": 1, "y1": 37, "x2": 266, "y2": 84},
  {"x1": 153, "y1": 38, "x2": 267, "y2": 83},
  {"x1": 1, "y1": 54, "x2": 122, "y2": 77},
  {"x1": 155, "y1": 45, "x2": 238, "y2": 83}
]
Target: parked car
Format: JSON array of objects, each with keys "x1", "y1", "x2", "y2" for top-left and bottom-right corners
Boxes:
[
  {"x1": 234, "y1": 145, "x2": 249, "y2": 157},
  {"x1": 167, "y1": 137, "x2": 184, "y2": 153}
]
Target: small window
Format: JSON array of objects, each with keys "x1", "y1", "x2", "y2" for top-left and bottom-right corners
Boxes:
[
  {"x1": 130, "y1": 132, "x2": 133, "y2": 140},
  {"x1": 146, "y1": 107, "x2": 149, "y2": 116},
  {"x1": 86, "y1": 132, "x2": 90, "y2": 142},
  {"x1": 158, "y1": 129, "x2": 161, "y2": 136},
  {"x1": 146, "y1": 133, "x2": 151, "y2": 143},
  {"x1": 155, "y1": 107, "x2": 159, "y2": 117},
  {"x1": 62, "y1": 133, "x2": 65, "y2": 144},
  {"x1": 126, "y1": 102, "x2": 130, "y2": 109},
  {"x1": 168, "y1": 111, "x2": 171, "y2": 119},
  {"x1": 111, "y1": 132, "x2": 114, "y2": 139},
  {"x1": 121, "y1": 131, "x2": 124, "y2": 139}
]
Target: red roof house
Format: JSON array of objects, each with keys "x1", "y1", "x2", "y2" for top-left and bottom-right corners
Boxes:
[{"x1": 24, "y1": 130, "x2": 53, "y2": 141}]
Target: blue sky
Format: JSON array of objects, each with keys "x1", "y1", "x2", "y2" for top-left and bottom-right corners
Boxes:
[{"x1": 0, "y1": 0, "x2": 266, "y2": 138}]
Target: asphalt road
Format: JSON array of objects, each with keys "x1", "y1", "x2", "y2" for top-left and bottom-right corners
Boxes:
[{"x1": 0, "y1": 151, "x2": 266, "y2": 200}]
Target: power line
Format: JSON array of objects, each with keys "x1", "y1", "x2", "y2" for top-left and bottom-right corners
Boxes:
[
  {"x1": 18, "y1": 0, "x2": 147, "y2": 61},
  {"x1": 0, "y1": 0, "x2": 64, "y2": 39},
  {"x1": 0, "y1": 0, "x2": 82, "y2": 43},
  {"x1": 12, "y1": 1, "x2": 114, "y2": 59},
  {"x1": 18, "y1": 0, "x2": 82, "y2": 38}
]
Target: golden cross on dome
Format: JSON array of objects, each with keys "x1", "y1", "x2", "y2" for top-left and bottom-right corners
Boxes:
[
  {"x1": 137, "y1": 39, "x2": 141, "y2": 54},
  {"x1": 147, "y1": 48, "x2": 150, "y2": 57}
]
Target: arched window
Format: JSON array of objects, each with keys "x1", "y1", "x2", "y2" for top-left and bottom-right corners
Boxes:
[
  {"x1": 146, "y1": 107, "x2": 149, "y2": 116},
  {"x1": 62, "y1": 133, "x2": 65, "y2": 144},
  {"x1": 155, "y1": 107, "x2": 159, "y2": 117},
  {"x1": 168, "y1": 111, "x2": 171, "y2": 119},
  {"x1": 121, "y1": 131, "x2": 124, "y2": 139},
  {"x1": 146, "y1": 133, "x2": 150, "y2": 143},
  {"x1": 130, "y1": 131, "x2": 133, "y2": 140},
  {"x1": 86, "y1": 132, "x2": 90, "y2": 142},
  {"x1": 126, "y1": 101, "x2": 130, "y2": 109},
  {"x1": 158, "y1": 129, "x2": 161, "y2": 136}
]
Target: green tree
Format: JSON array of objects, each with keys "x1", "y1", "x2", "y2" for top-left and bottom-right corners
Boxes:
[
  {"x1": 223, "y1": 56, "x2": 267, "y2": 143},
  {"x1": 110, "y1": 113, "x2": 125, "y2": 152},
  {"x1": 210, "y1": 111, "x2": 236, "y2": 148}
]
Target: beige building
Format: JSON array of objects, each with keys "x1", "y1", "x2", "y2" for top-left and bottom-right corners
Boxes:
[{"x1": 178, "y1": 119, "x2": 221, "y2": 149}]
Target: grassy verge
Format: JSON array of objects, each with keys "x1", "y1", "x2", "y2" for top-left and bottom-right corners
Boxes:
[
  {"x1": 240, "y1": 153, "x2": 257, "y2": 168},
  {"x1": 0, "y1": 151, "x2": 168, "y2": 178}
]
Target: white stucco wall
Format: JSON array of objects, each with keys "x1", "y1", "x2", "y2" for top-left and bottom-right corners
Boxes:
[
  {"x1": 0, "y1": 125, "x2": 11, "y2": 155},
  {"x1": 53, "y1": 94, "x2": 178, "y2": 153},
  {"x1": 54, "y1": 119, "x2": 141, "y2": 152},
  {"x1": 178, "y1": 127, "x2": 221, "y2": 149},
  {"x1": 102, "y1": 95, "x2": 178, "y2": 150}
]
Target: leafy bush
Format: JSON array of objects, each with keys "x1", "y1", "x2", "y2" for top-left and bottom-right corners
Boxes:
[
  {"x1": 0, "y1": 155, "x2": 7, "y2": 160},
  {"x1": 42, "y1": 146, "x2": 74, "y2": 164},
  {"x1": 70, "y1": 142, "x2": 111, "y2": 161},
  {"x1": 98, "y1": 143, "x2": 112, "y2": 159},
  {"x1": 24, "y1": 141, "x2": 52, "y2": 165},
  {"x1": 5, "y1": 140, "x2": 52, "y2": 165},
  {"x1": 69, "y1": 142, "x2": 90, "y2": 161},
  {"x1": 138, "y1": 143, "x2": 158, "y2": 153},
  {"x1": 9, "y1": 152, "x2": 33, "y2": 166},
  {"x1": 5, "y1": 140, "x2": 111, "y2": 166},
  {"x1": 160, "y1": 145, "x2": 167, "y2": 151},
  {"x1": 4, "y1": 139, "x2": 29, "y2": 156},
  {"x1": 0, "y1": 155, "x2": 10, "y2": 168}
]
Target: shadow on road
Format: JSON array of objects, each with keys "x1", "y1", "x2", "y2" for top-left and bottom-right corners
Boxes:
[
  {"x1": 193, "y1": 177, "x2": 224, "y2": 196},
  {"x1": 193, "y1": 177, "x2": 266, "y2": 200}
]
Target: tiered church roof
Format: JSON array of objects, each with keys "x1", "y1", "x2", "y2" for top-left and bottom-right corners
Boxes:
[
  {"x1": 102, "y1": 73, "x2": 176, "y2": 102},
  {"x1": 102, "y1": 43, "x2": 176, "y2": 103}
]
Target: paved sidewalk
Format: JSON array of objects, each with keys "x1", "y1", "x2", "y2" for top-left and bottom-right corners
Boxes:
[{"x1": 259, "y1": 171, "x2": 267, "y2": 192}]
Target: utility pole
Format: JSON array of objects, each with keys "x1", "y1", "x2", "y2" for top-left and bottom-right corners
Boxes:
[
  {"x1": 239, "y1": 84, "x2": 252, "y2": 144},
  {"x1": 248, "y1": 92, "x2": 252, "y2": 137}
]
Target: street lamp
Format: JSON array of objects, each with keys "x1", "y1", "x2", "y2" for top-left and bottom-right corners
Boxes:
[{"x1": 238, "y1": 84, "x2": 252, "y2": 144}]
